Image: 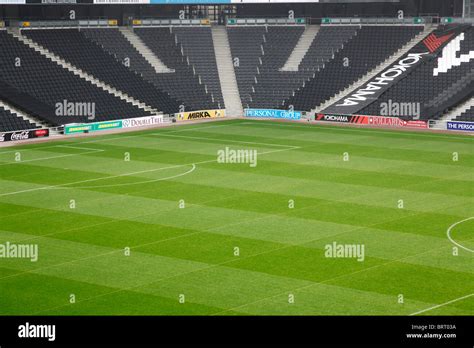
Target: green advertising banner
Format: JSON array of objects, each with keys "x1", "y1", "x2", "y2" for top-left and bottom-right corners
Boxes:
[{"x1": 65, "y1": 120, "x2": 122, "y2": 135}]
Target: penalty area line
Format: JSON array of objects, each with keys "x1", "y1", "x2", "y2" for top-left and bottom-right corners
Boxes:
[
  {"x1": 447, "y1": 217, "x2": 474, "y2": 253},
  {"x1": 409, "y1": 293, "x2": 474, "y2": 316}
]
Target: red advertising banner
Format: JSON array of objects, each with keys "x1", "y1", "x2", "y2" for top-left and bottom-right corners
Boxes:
[{"x1": 316, "y1": 114, "x2": 428, "y2": 129}]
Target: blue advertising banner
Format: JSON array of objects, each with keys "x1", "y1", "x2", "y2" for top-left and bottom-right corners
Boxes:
[
  {"x1": 447, "y1": 121, "x2": 474, "y2": 132},
  {"x1": 245, "y1": 109, "x2": 302, "y2": 120}
]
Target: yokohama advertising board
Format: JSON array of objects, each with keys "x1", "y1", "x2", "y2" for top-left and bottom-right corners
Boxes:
[{"x1": 316, "y1": 114, "x2": 428, "y2": 129}]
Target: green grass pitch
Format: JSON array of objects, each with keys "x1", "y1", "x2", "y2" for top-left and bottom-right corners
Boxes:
[{"x1": 0, "y1": 119, "x2": 473, "y2": 316}]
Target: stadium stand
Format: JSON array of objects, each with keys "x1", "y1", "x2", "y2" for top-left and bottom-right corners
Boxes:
[
  {"x1": 230, "y1": 25, "x2": 359, "y2": 109},
  {"x1": 134, "y1": 27, "x2": 220, "y2": 111},
  {"x1": 23, "y1": 29, "x2": 182, "y2": 115},
  {"x1": 359, "y1": 25, "x2": 474, "y2": 120},
  {"x1": 174, "y1": 26, "x2": 224, "y2": 108},
  {"x1": 0, "y1": 30, "x2": 151, "y2": 127},
  {"x1": 227, "y1": 26, "x2": 267, "y2": 107},
  {"x1": 243, "y1": 26, "x2": 305, "y2": 109},
  {"x1": 0, "y1": 105, "x2": 38, "y2": 132},
  {"x1": 454, "y1": 105, "x2": 474, "y2": 122},
  {"x1": 283, "y1": 25, "x2": 424, "y2": 112},
  {"x1": 83, "y1": 27, "x2": 221, "y2": 111}
]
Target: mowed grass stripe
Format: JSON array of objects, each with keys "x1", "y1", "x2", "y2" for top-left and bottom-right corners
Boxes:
[
  {"x1": 0, "y1": 231, "x2": 447, "y2": 316},
  {"x1": 0, "y1": 268, "x2": 221, "y2": 315},
  {"x1": 2, "y1": 158, "x2": 472, "y2": 217},
  {"x1": 1, "y1": 200, "x2": 472, "y2": 276}
]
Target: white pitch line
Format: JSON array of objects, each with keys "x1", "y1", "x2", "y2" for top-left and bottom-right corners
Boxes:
[
  {"x1": 447, "y1": 217, "x2": 474, "y2": 253},
  {"x1": 0, "y1": 145, "x2": 298, "y2": 197},
  {"x1": 55, "y1": 164, "x2": 196, "y2": 189},
  {"x1": 0, "y1": 146, "x2": 104, "y2": 166},
  {"x1": 410, "y1": 293, "x2": 474, "y2": 316},
  {"x1": 150, "y1": 133, "x2": 301, "y2": 149}
]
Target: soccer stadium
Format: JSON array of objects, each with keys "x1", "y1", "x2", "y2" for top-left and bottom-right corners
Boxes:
[{"x1": 0, "y1": 0, "x2": 473, "y2": 344}]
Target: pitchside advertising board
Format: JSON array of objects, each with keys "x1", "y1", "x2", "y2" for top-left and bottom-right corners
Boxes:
[
  {"x1": 316, "y1": 113, "x2": 428, "y2": 128},
  {"x1": 0, "y1": 129, "x2": 49, "y2": 142},
  {"x1": 245, "y1": 109, "x2": 302, "y2": 120},
  {"x1": 176, "y1": 109, "x2": 225, "y2": 121},
  {"x1": 324, "y1": 25, "x2": 467, "y2": 116},
  {"x1": 447, "y1": 121, "x2": 474, "y2": 132},
  {"x1": 64, "y1": 115, "x2": 163, "y2": 135}
]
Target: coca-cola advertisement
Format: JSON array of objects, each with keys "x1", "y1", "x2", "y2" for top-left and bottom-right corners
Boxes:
[{"x1": 0, "y1": 129, "x2": 49, "y2": 142}]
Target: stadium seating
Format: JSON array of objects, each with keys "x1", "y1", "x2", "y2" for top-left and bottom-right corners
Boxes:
[
  {"x1": 134, "y1": 27, "x2": 220, "y2": 111},
  {"x1": 174, "y1": 27, "x2": 224, "y2": 108},
  {"x1": 83, "y1": 27, "x2": 220, "y2": 111},
  {"x1": 454, "y1": 105, "x2": 474, "y2": 122},
  {"x1": 227, "y1": 25, "x2": 359, "y2": 109},
  {"x1": 243, "y1": 26, "x2": 305, "y2": 109},
  {"x1": 0, "y1": 105, "x2": 38, "y2": 132},
  {"x1": 0, "y1": 30, "x2": 151, "y2": 126},
  {"x1": 24, "y1": 29, "x2": 182, "y2": 115},
  {"x1": 360, "y1": 25, "x2": 474, "y2": 120},
  {"x1": 284, "y1": 25, "x2": 423, "y2": 111}
]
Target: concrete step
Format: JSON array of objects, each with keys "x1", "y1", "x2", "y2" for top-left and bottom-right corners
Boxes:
[
  {"x1": 119, "y1": 27, "x2": 174, "y2": 74},
  {"x1": 212, "y1": 26, "x2": 244, "y2": 117},
  {"x1": 280, "y1": 25, "x2": 320, "y2": 72}
]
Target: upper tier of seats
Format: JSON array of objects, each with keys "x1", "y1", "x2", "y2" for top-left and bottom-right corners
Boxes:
[{"x1": 360, "y1": 25, "x2": 474, "y2": 120}]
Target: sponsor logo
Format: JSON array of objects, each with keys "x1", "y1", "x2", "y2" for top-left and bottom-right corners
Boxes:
[
  {"x1": 189, "y1": 111, "x2": 211, "y2": 119},
  {"x1": 423, "y1": 32, "x2": 454, "y2": 54},
  {"x1": 18, "y1": 323, "x2": 55, "y2": 342},
  {"x1": 122, "y1": 116, "x2": 163, "y2": 128},
  {"x1": 42, "y1": 0, "x2": 76, "y2": 3},
  {"x1": 336, "y1": 53, "x2": 429, "y2": 108},
  {"x1": 245, "y1": 109, "x2": 301, "y2": 120},
  {"x1": 434, "y1": 32, "x2": 474, "y2": 76},
  {"x1": 320, "y1": 114, "x2": 350, "y2": 122},
  {"x1": 447, "y1": 121, "x2": 474, "y2": 132},
  {"x1": 11, "y1": 131, "x2": 30, "y2": 141},
  {"x1": 0, "y1": 129, "x2": 50, "y2": 142},
  {"x1": 34, "y1": 129, "x2": 49, "y2": 137},
  {"x1": 177, "y1": 109, "x2": 225, "y2": 121},
  {"x1": 317, "y1": 114, "x2": 427, "y2": 128}
]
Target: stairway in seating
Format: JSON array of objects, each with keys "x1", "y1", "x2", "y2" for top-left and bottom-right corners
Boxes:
[
  {"x1": 280, "y1": 25, "x2": 320, "y2": 72},
  {"x1": 119, "y1": 27, "x2": 174, "y2": 74},
  {"x1": 211, "y1": 26, "x2": 244, "y2": 117}
]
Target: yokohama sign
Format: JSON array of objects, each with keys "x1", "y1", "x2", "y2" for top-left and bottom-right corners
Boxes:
[
  {"x1": 0, "y1": 129, "x2": 49, "y2": 142},
  {"x1": 316, "y1": 114, "x2": 428, "y2": 129},
  {"x1": 324, "y1": 26, "x2": 465, "y2": 115}
]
